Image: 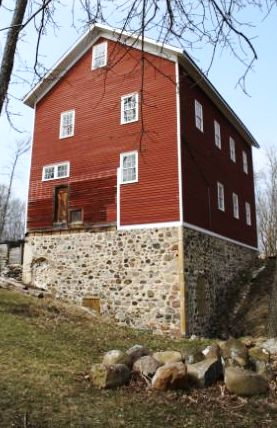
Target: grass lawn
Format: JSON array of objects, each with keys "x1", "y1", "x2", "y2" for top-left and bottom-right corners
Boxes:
[{"x1": 0, "y1": 288, "x2": 276, "y2": 427}]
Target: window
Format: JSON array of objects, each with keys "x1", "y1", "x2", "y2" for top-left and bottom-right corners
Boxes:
[
  {"x1": 42, "y1": 162, "x2": 70, "y2": 181},
  {"x1": 217, "y1": 182, "x2": 225, "y2": 212},
  {"x1": 92, "y1": 42, "x2": 108, "y2": 69},
  {"x1": 214, "y1": 120, "x2": 221, "y2": 149},
  {"x1": 121, "y1": 93, "x2": 139, "y2": 124},
  {"x1": 245, "y1": 202, "x2": 252, "y2": 226},
  {"x1": 229, "y1": 137, "x2": 236, "y2": 162},
  {"x1": 60, "y1": 110, "x2": 75, "y2": 139},
  {"x1": 43, "y1": 166, "x2": 55, "y2": 180},
  {"x1": 232, "y1": 193, "x2": 239, "y2": 219},
  {"x1": 195, "y1": 100, "x2": 203, "y2": 132},
  {"x1": 242, "y1": 151, "x2": 248, "y2": 174},
  {"x1": 69, "y1": 209, "x2": 82, "y2": 224},
  {"x1": 120, "y1": 151, "x2": 138, "y2": 184}
]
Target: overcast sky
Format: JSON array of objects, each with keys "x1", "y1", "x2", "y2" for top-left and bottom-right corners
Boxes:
[{"x1": 0, "y1": 3, "x2": 276, "y2": 201}]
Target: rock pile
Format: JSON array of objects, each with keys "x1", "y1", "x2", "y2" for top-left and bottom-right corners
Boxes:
[{"x1": 89, "y1": 338, "x2": 275, "y2": 396}]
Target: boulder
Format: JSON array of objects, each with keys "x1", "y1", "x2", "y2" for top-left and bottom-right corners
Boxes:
[
  {"x1": 182, "y1": 350, "x2": 205, "y2": 364},
  {"x1": 126, "y1": 345, "x2": 150, "y2": 366},
  {"x1": 248, "y1": 347, "x2": 272, "y2": 378},
  {"x1": 221, "y1": 338, "x2": 248, "y2": 368},
  {"x1": 260, "y1": 338, "x2": 277, "y2": 354},
  {"x1": 153, "y1": 351, "x2": 183, "y2": 365},
  {"x1": 102, "y1": 350, "x2": 131, "y2": 367},
  {"x1": 202, "y1": 343, "x2": 221, "y2": 360},
  {"x1": 90, "y1": 363, "x2": 130, "y2": 388},
  {"x1": 152, "y1": 362, "x2": 188, "y2": 391},
  {"x1": 187, "y1": 357, "x2": 223, "y2": 387},
  {"x1": 133, "y1": 355, "x2": 162, "y2": 378},
  {"x1": 224, "y1": 366, "x2": 269, "y2": 396}
]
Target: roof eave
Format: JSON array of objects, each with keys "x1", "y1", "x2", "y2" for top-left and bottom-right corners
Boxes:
[{"x1": 178, "y1": 53, "x2": 259, "y2": 149}]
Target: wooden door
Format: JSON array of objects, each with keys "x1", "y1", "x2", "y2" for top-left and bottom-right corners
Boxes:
[{"x1": 55, "y1": 187, "x2": 68, "y2": 223}]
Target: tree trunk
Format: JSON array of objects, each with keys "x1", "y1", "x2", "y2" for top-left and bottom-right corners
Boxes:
[
  {"x1": 268, "y1": 257, "x2": 277, "y2": 337},
  {"x1": 0, "y1": 0, "x2": 28, "y2": 115}
]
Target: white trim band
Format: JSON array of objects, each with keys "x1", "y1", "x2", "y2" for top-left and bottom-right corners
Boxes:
[
  {"x1": 116, "y1": 219, "x2": 258, "y2": 251},
  {"x1": 117, "y1": 221, "x2": 181, "y2": 231},
  {"x1": 182, "y1": 221, "x2": 258, "y2": 251}
]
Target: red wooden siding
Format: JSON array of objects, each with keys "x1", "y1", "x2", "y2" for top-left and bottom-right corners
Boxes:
[
  {"x1": 27, "y1": 39, "x2": 179, "y2": 230},
  {"x1": 179, "y1": 66, "x2": 257, "y2": 247}
]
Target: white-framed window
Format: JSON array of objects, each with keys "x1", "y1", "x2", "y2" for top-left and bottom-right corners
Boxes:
[
  {"x1": 59, "y1": 110, "x2": 75, "y2": 139},
  {"x1": 242, "y1": 151, "x2": 248, "y2": 174},
  {"x1": 195, "y1": 100, "x2": 203, "y2": 132},
  {"x1": 121, "y1": 93, "x2": 139, "y2": 124},
  {"x1": 232, "y1": 193, "x2": 239, "y2": 219},
  {"x1": 245, "y1": 202, "x2": 252, "y2": 226},
  {"x1": 42, "y1": 162, "x2": 70, "y2": 181},
  {"x1": 229, "y1": 137, "x2": 236, "y2": 162},
  {"x1": 217, "y1": 182, "x2": 225, "y2": 212},
  {"x1": 120, "y1": 151, "x2": 138, "y2": 184},
  {"x1": 214, "y1": 120, "x2": 221, "y2": 149},
  {"x1": 92, "y1": 41, "x2": 108, "y2": 69}
]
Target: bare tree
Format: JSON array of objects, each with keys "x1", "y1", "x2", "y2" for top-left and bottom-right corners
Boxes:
[
  {"x1": 0, "y1": 140, "x2": 30, "y2": 240},
  {"x1": 256, "y1": 148, "x2": 277, "y2": 258},
  {"x1": 0, "y1": 0, "x2": 277, "y2": 121},
  {"x1": 268, "y1": 257, "x2": 277, "y2": 337},
  {"x1": 0, "y1": 186, "x2": 25, "y2": 240}
]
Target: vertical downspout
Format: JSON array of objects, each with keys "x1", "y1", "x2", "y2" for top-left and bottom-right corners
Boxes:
[
  {"x1": 116, "y1": 167, "x2": 121, "y2": 229},
  {"x1": 175, "y1": 60, "x2": 187, "y2": 335}
]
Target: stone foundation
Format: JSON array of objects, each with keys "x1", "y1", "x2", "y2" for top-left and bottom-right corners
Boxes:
[
  {"x1": 23, "y1": 227, "x2": 181, "y2": 335},
  {"x1": 183, "y1": 228, "x2": 257, "y2": 336},
  {"x1": 22, "y1": 225, "x2": 257, "y2": 336}
]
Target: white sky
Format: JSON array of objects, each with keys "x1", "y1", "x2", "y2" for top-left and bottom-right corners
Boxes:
[{"x1": 0, "y1": 2, "x2": 276, "y2": 200}]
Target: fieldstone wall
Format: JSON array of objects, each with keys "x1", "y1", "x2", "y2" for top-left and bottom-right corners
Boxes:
[
  {"x1": 0, "y1": 241, "x2": 24, "y2": 280},
  {"x1": 22, "y1": 226, "x2": 258, "y2": 336},
  {"x1": 23, "y1": 227, "x2": 181, "y2": 335},
  {"x1": 183, "y1": 227, "x2": 257, "y2": 337}
]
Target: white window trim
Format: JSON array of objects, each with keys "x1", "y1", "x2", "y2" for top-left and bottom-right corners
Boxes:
[
  {"x1": 91, "y1": 41, "x2": 108, "y2": 70},
  {"x1": 59, "y1": 110, "x2": 75, "y2": 139},
  {"x1": 245, "y1": 202, "x2": 252, "y2": 226},
  {"x1": 42, "y1": 161, "x2": 70, "y2": 181},
  {"x1": 214, "y1": 120, "x2": 221, "y2": 149},
  {"x1": 195, "y1": 99, "x2": 203, "y2": 132},
  {"x1": 242, "y1": 151, "x2": 248, "y2": 174},
  {"x1": 229, "y1": 137, "x2": 236, "y2": 162},
  {"x1": 217, "y1": 182, "x2": 225, "y2": 212},
  {"x1": 120, "y1": 93, "x2": 139, "y2": 125},
  {"x1": 120, "y1": 151, "x2": 138, "y2": 184},
  {"x1": 232, "y1": 192, "x2": 239, "y2": 219}
]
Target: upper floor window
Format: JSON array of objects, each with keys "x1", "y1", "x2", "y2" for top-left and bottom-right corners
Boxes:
[
  {"x1": 92, "y1": 42, "x2": 108, "y2": 69},
  {"x1": 60, "y1": 110, "x2": 75, "y2": 139},
  {"x1": 214, "y1": 120, "x2": 221, "y2": 149},
  {"x1": 245, "y1": 202, "x2": 252, "y2": 226},
  {"x1": 42, "y1": 162, "x2": 70, "y2": 181},
  {"x1": 242, "y1": 151, "x2": 248, "y2": 174},
  {"x1": 229, "y1": 137, "x2": 236, "y2": 162},
  {"x1": 195, "y1": 100, "x2": 203, "y2": 132},
  {"x1": 217, "y1": 182, "x2": 225, "y2": 212},
  {"x1": 232, "y1": 193, "x2": 239, "y2": 219},
  {"x1": 121, "y1": 93, "x2": 139, "y2": 124},
  {"x1": 120, "y1": 151, "x2": 138, "y2": 184}
]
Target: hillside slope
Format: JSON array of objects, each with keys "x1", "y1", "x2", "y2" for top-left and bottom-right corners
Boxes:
[{"x1": 226, "y1": 257, "x2": 276, "y2": 338}]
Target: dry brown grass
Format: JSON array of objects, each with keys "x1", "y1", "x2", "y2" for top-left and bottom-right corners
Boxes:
[{"x1": 0, "y1": 289, "x2": 276, "y2": 427}]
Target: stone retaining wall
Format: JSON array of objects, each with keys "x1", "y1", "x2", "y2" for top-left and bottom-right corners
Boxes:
[
  {"x1": 22, "y1": 226, "x2": 257, "y2": 336},
  {"x1": 183, "y1": 228, "x2": 257, "y2": 336},
  {"x1": 23, "y1": 227, "x2": 181, "y2": 335}
]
